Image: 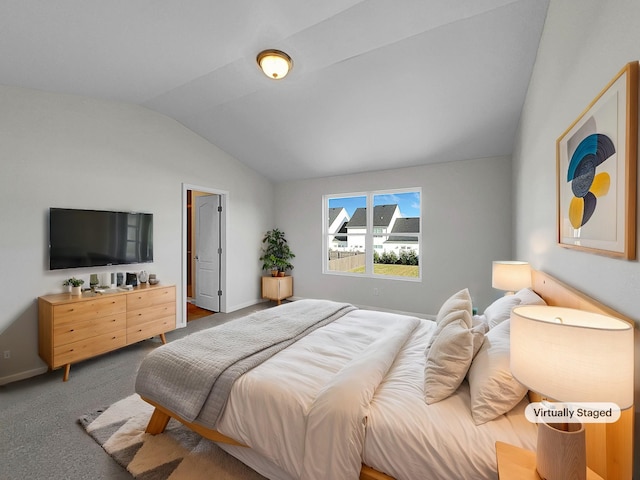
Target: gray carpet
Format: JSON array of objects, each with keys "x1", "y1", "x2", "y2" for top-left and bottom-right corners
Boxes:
[{"x1": 0, "y1": 303, "x2": 270, "y2": 480}]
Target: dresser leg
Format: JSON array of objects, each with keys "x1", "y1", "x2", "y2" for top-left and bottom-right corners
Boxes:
[
  {"x1": 159, "y1": 333, "x2": 167, "y2": 344},
  {"x1": 63, "y1": 364, "x2": 71, "y2": 382}
]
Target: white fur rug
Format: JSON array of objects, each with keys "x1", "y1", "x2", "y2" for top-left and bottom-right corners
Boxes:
[{"x1": 79, "y1": 394, "x2": 266, "y2": 480}]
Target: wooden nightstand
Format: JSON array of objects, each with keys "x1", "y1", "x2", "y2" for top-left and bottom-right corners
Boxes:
[
  {"x1": 261, "y1": 275, "x2": 293, "y2": 305},
  {"x1": 495, "y1": 442, "x2": 603, "y2": 480}
]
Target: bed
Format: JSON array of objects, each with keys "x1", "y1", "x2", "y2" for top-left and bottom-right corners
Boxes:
[{"x1": 134, "y1": 270, "x2": 634, "y2": 480}]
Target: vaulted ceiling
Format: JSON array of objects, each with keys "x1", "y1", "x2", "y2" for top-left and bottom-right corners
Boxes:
[{"x1": 0, "y1": 0, "x2": 549, "y2": 182}]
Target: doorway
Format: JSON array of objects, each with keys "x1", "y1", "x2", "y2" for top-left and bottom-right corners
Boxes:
[{"x1": 182, "y1": 184, "x2": 228, "y2": 327}]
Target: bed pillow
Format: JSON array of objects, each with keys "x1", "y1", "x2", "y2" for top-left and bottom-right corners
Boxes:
[
  {"x1": 471, "y1": 316, "x2": 489, "y2": 357},
  {"x1": 426, "y1": 288, "x2": 473, "y2": 352},
  {"x1": 435, "y1": 288, "x2": 473, "y2": 327},
  {"x1": 515, "y1": 287, "x2": 547, "y2": 306},
  {"x1": 467, "y1": 319, "x2": 527, "y2": 425},
  {"x1": 424, "y1": 317, "x2": 475, "y2": 404},
  {"x1": 484, "y1": 295, "x2": 521, "y2": 329}
]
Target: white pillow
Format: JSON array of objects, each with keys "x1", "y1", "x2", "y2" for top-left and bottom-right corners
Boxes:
[
  {"x1": 427, "y1": 288, "x2": 473, "y2": 352},
  {"x1": 484, "y1": 295, "x2": 521, "y2": 329},
  {"x1": 467, "y1": 319, "x2": 527, "y2": 425},
  {"x1": 471, "y1": 316, "x2": 489, "y2": 358},
  {"x1": 435, "y1": 288, "x2": 472, "y2": 327},
  {"x1": 424, "y1": 317, "x2": 474, "y2": 404},
  {"x1": 515, "y1": 287, "x2": 547, "y2": 306}
]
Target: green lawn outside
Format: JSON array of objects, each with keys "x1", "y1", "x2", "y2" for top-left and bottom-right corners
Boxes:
[{"x1": 350, "y1": 264, "x2": 419, "y2": 277}]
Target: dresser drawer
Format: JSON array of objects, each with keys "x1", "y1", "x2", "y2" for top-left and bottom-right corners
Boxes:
[
  {"x1": 53, "y1": 313, "x2": 126, "y2": 345},
  {"x1": 53, "y1": 296, "x2": 126, "y2": 324},
  {"x1": 127, "y1": 287, "x2": 176, "y2": 310},
  {"x1": 127, "y1": 302, "x2": 176, "y2": 327},
  {"x1": 126, "y1": 316, "x2": 174, "y2": 344},
  {"x1": 53, "y1": 329, "x2": 126, "y2": 366}
]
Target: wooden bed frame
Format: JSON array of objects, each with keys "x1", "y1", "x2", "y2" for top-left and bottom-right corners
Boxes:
[{"x1": 142, "y1": 269, "x2": 634, "y2": 480}]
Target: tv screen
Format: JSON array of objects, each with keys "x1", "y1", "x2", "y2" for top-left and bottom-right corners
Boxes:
[{"x1": 49, "y1": 208, "x2": 153, "y2": 270}]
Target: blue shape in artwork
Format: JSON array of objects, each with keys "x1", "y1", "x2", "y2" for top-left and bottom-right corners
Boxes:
[{"x1": 567, "y1": 133, "x2": 615, "y2": 182}]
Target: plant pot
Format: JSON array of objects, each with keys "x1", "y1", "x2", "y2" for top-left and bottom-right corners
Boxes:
[
  {"x1": 71, "y1": 286, "x2": 82, "y2": 296},
  {"x1": 278, "y1": 271, "x2": 285, "y2": 277},
  {"x1": 271, "y1": 270, "x2": 279, "y2": 277},
  {"x1": 63, "y1": 285, "x2": 72, "y2": 293}
]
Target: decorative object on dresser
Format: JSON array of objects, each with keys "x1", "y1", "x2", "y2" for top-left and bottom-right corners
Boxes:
[
  {"x1": 139, "y1": 270, "x2": 148, "y2": 284},
  {"x1": 261, "y1": 275, "x2": 293, "y2": 305},
  {"x1": 63, "y1": 277, "x2": 85, "y2": 296},
  {"x1": 38, "y1": 284, "x2": 176, "y2": 381}
]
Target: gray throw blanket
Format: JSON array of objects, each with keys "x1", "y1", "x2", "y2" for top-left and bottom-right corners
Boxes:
[{"x1": 135, "y1": 299, "x2": 355, "y2": 424}]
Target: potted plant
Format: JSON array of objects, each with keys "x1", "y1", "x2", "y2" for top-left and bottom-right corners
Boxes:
[
  {"x1": 68, "y1": 277, "x2": 84, "y2": 296},
  {"x1": 259, "y1": 228, "x2": 295, "y2": 276}
]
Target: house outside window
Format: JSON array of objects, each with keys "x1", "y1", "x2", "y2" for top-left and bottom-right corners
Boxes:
[{"x1": 323, "y1": 189, "x2": 421, "y2": 279}]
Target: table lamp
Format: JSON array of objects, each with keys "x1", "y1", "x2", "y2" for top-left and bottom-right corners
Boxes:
[
  {"x1": 510, "y1": 305, "x2": 633, "y2": 480},
  {"x1": 492, "y1": 261, "x2": 531, "y2": 295}
]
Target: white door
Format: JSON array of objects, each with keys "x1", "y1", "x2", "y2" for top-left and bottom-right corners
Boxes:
[{"x1": 195, "y1": 194, "x2": 220, "y2": 311}]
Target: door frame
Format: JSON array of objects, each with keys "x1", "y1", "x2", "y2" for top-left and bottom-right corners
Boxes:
[{"x1": 181, "y1": 183, "x2": 228, "y2": 328}]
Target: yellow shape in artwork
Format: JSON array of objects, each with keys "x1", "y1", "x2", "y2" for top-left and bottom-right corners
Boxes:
[
  {"x1": 590, "y1": 172, "x2": 610, "y2": 197},
  {"x1": 569, "y1": 196, "x2": 584, "y2": 229}
]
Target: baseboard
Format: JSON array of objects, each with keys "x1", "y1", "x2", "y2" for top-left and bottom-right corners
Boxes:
[{"x1": 0, "y1": 366, "x2": 48, "y2": 386}]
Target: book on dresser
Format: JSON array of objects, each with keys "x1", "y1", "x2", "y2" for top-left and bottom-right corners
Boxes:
[{"x1": 38, "y1": 283, "x2": 176, "y2": 381}]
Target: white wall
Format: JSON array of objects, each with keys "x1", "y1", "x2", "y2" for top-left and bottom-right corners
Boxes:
[
  {"x1": 514, "y1": 0, "x2": 640, "y2": 320},
  {"x1": 0, "y1": 85, "x2": 274, "y2": 384},
  {"x1": 275, "y1": 156, "x2": 514, "y2": 316},
  {"x1": 512, "y1": 0, "x2": 640, "y2": 470}
]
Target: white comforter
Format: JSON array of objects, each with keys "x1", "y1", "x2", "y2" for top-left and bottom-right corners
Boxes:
[
  {"x1": 215, "y1": 308, "x2": 537, "y2": 480},
  {"x1": 217, "y1": 309, "x2": 419, "y2": 480}
]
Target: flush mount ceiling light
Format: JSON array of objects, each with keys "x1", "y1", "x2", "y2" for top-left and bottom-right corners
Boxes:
[{"x1": 257, "y1": 49, "x2": 292, "y2": 80}]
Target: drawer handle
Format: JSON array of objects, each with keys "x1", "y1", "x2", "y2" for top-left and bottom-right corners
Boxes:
[
  {"x1": 69, "y1": 329, "x2": 74, "y2": 332},
  {"x1": 112, "y1": 336, "x2": 116, "y2": 340}
]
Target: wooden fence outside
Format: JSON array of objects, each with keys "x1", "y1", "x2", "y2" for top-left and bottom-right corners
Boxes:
[{"x1": 328, "y1": 252, "x2": 365, "y2": 271}]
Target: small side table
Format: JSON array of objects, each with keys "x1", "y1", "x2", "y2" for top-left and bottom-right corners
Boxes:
[
  {"x1": 495, "y1": 442, "x2": 603, "y2": 480},
  {"x1": 261, "y1": 275, "x2": 293, "y2": 305}
]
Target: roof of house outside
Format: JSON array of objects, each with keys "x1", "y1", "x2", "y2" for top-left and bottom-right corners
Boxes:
[
  {"x1": 328, "y1": 207, "x2": 347, "y2": 226},
  {"x1": 385, "y1": 217, "x2": 420, "y2": 243},
  {"x1": 348, "y1": 204, "x2": 398, "y2": 228},
  {"x1": 333, "y1": 221, "x2": 348, "y2": 242}
]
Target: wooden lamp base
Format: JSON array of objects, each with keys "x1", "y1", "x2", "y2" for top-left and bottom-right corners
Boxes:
[{"x1": 536, "y1": 421, "x2": 586, "y2": 480}]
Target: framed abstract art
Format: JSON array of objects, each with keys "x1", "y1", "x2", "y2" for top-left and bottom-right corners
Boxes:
[{"x1": 556, "y1": 62, "x2": 638, "y2": 259}]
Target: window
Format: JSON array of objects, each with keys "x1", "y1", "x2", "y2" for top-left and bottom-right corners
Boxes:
[{"x1": 323, "y1": 189, "x2": 421, "y2": 279}]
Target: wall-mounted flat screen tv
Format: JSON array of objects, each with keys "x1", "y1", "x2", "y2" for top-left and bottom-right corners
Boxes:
[{"x1": 49, "y1": 208, "x2": 153, "y2": 270}]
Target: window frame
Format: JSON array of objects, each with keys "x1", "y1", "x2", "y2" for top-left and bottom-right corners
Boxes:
[{"x1": 322, "y1": 188, "x2": 422, "y2": 281}]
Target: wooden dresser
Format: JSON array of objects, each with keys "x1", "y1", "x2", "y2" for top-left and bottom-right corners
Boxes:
[{"x1": 38, "y1": 284, "x2": 175, "y2": 381}]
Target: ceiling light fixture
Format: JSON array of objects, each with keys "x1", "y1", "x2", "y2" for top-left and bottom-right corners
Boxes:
[{"x1": 257, "y1": 49, "x2": 292, "y2": 80}]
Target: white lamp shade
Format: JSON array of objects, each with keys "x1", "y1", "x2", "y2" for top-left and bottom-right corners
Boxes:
[
  {"x1": 257, "y1": 50, "x2": 292, "y2": 79},
  {"x1": 511, "y1": 305, "x2": 633, "y2": 409},
  {"x1": 492, "y1": 261, "x2": 531, "y2": 292}
]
